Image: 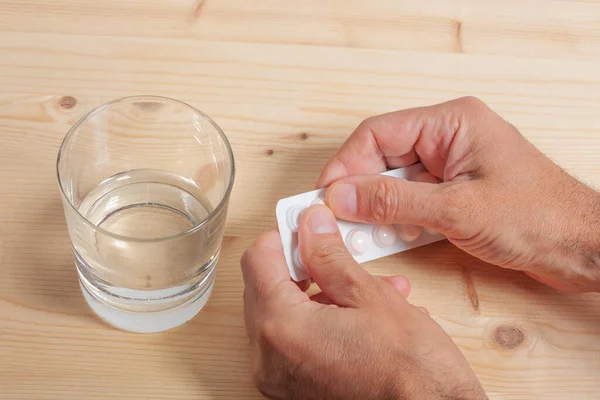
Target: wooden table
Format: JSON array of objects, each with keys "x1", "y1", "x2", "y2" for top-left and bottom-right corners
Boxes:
[{"x1": 2, "y1": 1, "x2": 600, "y2": 398}]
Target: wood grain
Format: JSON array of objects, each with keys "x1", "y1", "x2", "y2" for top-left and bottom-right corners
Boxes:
[
  {"x1": 1, "y1": 2, "x2": 600, "y2": 399},
  {"x1": 2, "y1": 1, "x2": 600, "y2": 60}
]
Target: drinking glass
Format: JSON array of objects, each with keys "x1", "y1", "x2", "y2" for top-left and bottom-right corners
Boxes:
[{"x1": 57, "y1": 96, "x2": 235, "y2": 333}]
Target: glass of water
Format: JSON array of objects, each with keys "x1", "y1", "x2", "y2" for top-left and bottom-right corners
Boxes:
[{"x1": 57, "y1": 96, "x2": 235, "y2": 333}]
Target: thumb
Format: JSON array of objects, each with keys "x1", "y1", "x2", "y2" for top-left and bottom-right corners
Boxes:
[
  {"x1": 298, "y1": 205, "x2": 380, "y2": 308},
  {"x1": 325, "y1": 174, "x2": 448, "y2": 231}
]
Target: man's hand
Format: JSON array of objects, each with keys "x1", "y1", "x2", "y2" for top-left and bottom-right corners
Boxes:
[
  {"x1": 242, "y1": 206, "x2": 486, "y2": 400},
  {"x1": 318, "y1": 97, "x2": 600, "y2": 293}
]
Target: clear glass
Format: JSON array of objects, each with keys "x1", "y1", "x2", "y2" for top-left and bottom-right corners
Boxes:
[{"x1": 57, "y1": 96, "x2": 235, "y2": 333}]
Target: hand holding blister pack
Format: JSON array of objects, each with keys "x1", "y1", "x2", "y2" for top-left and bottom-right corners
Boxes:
[{"x1": 276, "y1": 163, "x2": 446, "y2": 281}]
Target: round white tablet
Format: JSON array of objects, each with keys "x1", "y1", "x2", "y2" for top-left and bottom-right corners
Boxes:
[
  {"x1": 345, "y1": 229, "x2": 370, "y2": 255},
  {"x1": 373, "y1": 225, "x2": 397, "y2": 248},
  {"x1": 286, "y1": 205, "x2": 304, "y2": 231},
  {"x1": 396, "y1": 224, "x2": 423, "y2": 242},
  {"x1": 293, "y1": 247, "x2": 304, "y2": 269}
]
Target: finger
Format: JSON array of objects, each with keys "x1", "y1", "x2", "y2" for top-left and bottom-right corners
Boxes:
[
  {"x1": 298, "y1": 205, "x2": 380, "y2": 308},
  {"x1": 414, "y1": 171, "x2": 441, "y2": 235},
  {"x1": 378, "y1": 275, "x2": 411, "y2": 298},
  {"x1": 325, "y1": 174, "x2": 446, "y2": 228},
  {"x1": 311, "y1": 274, "x2": 411, "y2": 305},
  {"x1": 397, "y1": 224, "x2": 424, "y2": 242},
  {"x1": 417, "y1": 306, "x2": 430, "y2": 316},
  {"x1": 394, "y1": 172, "x2": 438, "y2": 239},
  {"x1": 316, "y1": 97, "x2": 481, "y2": 188},
  {"x1": 241, "y1": 229, "x2": 309, "y2": 308}
]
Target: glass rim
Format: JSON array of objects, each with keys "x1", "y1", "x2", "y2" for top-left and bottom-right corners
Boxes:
[{"x1": 56, "y1": 95, "x2": 236, "y2": 243}]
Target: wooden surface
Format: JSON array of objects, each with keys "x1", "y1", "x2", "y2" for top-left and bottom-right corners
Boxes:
[{"x1": 2, "y1": 1, "x2": 600, "y2": 398}]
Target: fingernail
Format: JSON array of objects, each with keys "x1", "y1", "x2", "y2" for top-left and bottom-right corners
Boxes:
[
  {"x1": 328, "y1": 184, "x2": 357, "y2": 215},
  {"x1": 306, "y1": 206, "x2": 338, "y2": 234}
]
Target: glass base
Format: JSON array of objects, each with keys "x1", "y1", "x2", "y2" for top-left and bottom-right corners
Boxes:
[{"x1": 79, "y1": 276, "x2": 215, "y2": 333}]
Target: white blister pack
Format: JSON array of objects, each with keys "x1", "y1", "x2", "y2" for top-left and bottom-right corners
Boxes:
[{"x1": 276, "y1": 163, "x2": 446, "y2": 282}]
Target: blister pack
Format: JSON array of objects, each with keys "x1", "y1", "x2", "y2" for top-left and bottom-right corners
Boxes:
[{"x1": 276, "y1": 163, "x2": 446, "y2": 282}]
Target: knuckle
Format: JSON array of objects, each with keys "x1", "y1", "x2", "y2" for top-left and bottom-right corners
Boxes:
[
  {"x1": 251, "y1": 352, "x2": 278, "y2": 398},
  {"x1": 241, "y1": 230, "x2": 279, "y2": 268},
  {"x1": 251, "y1": 319, "x2": 280, "y2": 395},
  {"x1": 455, "y1": 96, "x2": 493, "y2": 122},
  {"x1": 257, "y1": 314, "x2": 297, "y2": 352},
  {"x1": 457, "y1": 95, "x2": 485, "y2": 109},
  {"x1": 252, "y1": 357, "x2": 289, "y2": 399},
  {"x1": 368, "y1": 179, "x2": 401, "y2": 223},
  {"x1": 253, "y1": 230, "x2": 278, "y2": 250},
  {"x1": 258, "y1": 316, "x2": 280, "y2": 349},
  {"x1": 240, "y1": 248, "x2": 251, "y2": 268},
  {"x1": 358, "y1": 116, "x2": 377, "y2": 131},
  {"x1": 252, "y1": 361, "x2": 269, "y2": 395},
  {"x1": 253, "y1": 316, "x2": 303, "y2": 385},
  {"x1": 240, "y1": 245, "x2": 259, "y2": 273}
]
